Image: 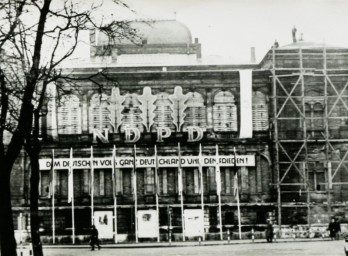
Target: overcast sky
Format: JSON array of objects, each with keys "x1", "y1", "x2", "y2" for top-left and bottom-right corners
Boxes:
[{"x1": 107, "y1": 0, "x2": 348, "y2": 62}]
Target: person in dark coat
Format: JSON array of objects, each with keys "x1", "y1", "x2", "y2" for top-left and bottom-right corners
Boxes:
[
  {"x1": 265, "y1": 220, "x2": 274, "y2": 243},
  {"x1": 335, "y1": 219, "x2": 341, "y2": 240},
  {"x1": 90, "y1": 225, "x2": 101, "y2": 251},
  {"x1": 328, "y1": 218, "x2": 339, "y2": 241}
]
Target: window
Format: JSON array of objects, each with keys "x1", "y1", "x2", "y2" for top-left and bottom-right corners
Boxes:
[
  {"x1": 225, "y1": 212, "x2": 234, "y2": 225},
  {"x1": 120, "y1": 93, "x2": 144, "y2": 133},
  {"x1": 220, "y1": 167, "x2": 235, "y2": 194},
  {"x1": 307, "y1": 162, "x2": 326, "y2": 191},
  {"x1": 184, "y1": 168, "x2": 200, "y2": 195},
  {"x1": 54, "y1": 169, "x2": 68, "y2": 197},
  {"x1": 89, "y1": 93, "x2": 112, "y2": 132},
  {"x1": 145, "y1": 168, "x2": 155, "y2": 194},
  {"x1": 152, "y1": 92, "x2": 175, "y2": 132},
  {"x1": 40, "y1": 170, "x2": 50, "y2": 197},
  {"x1": 305, "y1": 101, "x2": 324, "y2": 137},
  {"x1": 252, "y1": 91, "x2": 269, "y2": 131},
  {"x1": 57, "y1": 95, "x2": 82, "y2": 134},
  {"x1": 160, "y1": 168, "x2": 177, "y2": 195},
  {"x1": 213, "y1": 91, "x2": 237, "y2": 132},
  {"x1": 70, "y1": 169, "x2": 87, "y2": 197},
  {"x1": 93, "y1": 169, "x2": 112, "y2": 197}
]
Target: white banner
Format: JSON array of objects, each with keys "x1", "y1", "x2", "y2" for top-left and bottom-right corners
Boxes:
[
  {"x1": 94, "y1": 211, "x2": 113, "y2": 239},
  {"x1": 39, "y1": 155, "x2": 255, "y2": 170},
  {"x1": 137, "y1": 210, "x2": 159, "y2": 238},
  {"x1": 184, "y1": 209, "x2": 204, "y2": 237},
  {"x1": 239, "y1": 69, "x2": 253, "y2": 138}
]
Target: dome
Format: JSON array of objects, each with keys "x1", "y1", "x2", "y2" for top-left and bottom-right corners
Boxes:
[{"x1": 96, "y1": 20, "x2": 192, "y2": 45}]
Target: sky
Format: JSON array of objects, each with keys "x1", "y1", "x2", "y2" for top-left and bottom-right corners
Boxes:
[
  {"x1": 63, "y1": 0, "x2": 348, "y2": 64},
  {"x1": 107, "y1": 0, "x2": 348, "y2": 62}
]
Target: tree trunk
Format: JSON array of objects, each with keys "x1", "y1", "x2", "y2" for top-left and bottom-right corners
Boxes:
[
  {"x1": 0, "y1": 161, "x2": 17, "y2": 256},
  {"x1": 28, "y1": 148, "x2": 43, "y2": 256}
]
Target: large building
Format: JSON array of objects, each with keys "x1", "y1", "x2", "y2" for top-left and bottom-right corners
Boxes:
[{"x1": 10, "y1": 20, "x2": 348, "y2": 243}]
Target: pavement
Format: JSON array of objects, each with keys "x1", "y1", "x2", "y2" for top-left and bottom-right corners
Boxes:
[
  {"x1": 17, "y1": 237, "x2": 335, "y2": 249},
  {"x1": 17, "y1": 240, "x2": 347, "y2": 256}
]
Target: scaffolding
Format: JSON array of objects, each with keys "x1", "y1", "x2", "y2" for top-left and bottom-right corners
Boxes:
[{"x1": 270, "y1": 46, "x2": 348, "y2": 232}]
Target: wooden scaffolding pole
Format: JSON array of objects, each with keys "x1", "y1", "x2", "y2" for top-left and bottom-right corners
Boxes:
[
  {"x1": 133, "y1": 145, "x2": 138, "y2": 243},
  {"x1": 299, "y1": 48, "x2": 311, "y2": 229},
  {"x1": 272, "y1": 46, "x2": 282, "y2": 236},
  {"x1": 154, "y1": 145, "x2": 160, "y2": 243},
  {"x1": 199, "y1": 144, "x2": 205, "y2": 241},
  {"x1": 178, "y1": 143, "x2": 185, "y2": 241},
  {"x1": 51, "y1": 149, "x2": 55, "y2": 244},
  {"x1": 90, "y1": 146, "x2": 94, "y2": 226},
  {"x1": 323, "y1": 47, "x2": 332, "y2": 217},
  {"x1": 112, "y1": 145, "x2": 118, "y2": 244}
]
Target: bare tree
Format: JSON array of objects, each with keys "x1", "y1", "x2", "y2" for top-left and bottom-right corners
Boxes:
[{"x1": 0, "y1": 1, "x2": 138, "y2": 255}]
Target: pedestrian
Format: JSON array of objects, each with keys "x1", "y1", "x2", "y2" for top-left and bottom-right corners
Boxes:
[
  {"x1": 265, "y1": 220, "x2": 274, "y2": 243},
  {"x1": 90, "y1": 225, "x2": 101, "y2": 251},
  {"x1": 335, "y1": 219, "x2": 341, "y2": 240},
  {"x1": 328, "y1": 218, "x2": 339, "y2": 241}
]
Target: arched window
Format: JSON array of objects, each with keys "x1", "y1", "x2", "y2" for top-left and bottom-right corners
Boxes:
[
  {"x1": 120, "y1": 93, "x2": 144, "y2": 133},
  {"x1": 252, "y1": 91, "x2": 269, "y2": 131},
  {"x1": 152, "y1": 92, "x2": 175, "y2": 132},
  {"x1": 57, "y1": 95, "x2": 82, "y2": 134},
  {"x1": 213, "y1": 91, "x2": 237, "y2": 132},
  {"x1": 89, "y1": 93, "x2": 112, "y2": 132},
  {"x1": 183, "y1": 92, "x2": 206, "y2": 130}
]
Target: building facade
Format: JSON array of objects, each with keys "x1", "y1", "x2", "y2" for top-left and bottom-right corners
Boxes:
[{"x1": 9, "y1": 20, "x2": 348, "y2": 243}]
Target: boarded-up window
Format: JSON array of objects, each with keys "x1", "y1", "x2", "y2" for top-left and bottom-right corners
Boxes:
[
  {"x1": 213, "y1": 91, "x2": 237, "y2": 132},
  {"x1": 252, "y1": 91, "x2": 269, "y2": 131},
  {"x1": 183, "y1": 92, "x2": 206, "y2": 131},
  {"x1": 57, "y1": 95, "x2": 82, "y2": 134},
  {"x1": 89, "y1": 93, "x2": 112, "y2": 132}
]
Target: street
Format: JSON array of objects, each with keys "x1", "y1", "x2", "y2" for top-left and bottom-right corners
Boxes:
[{"x1": 22, "y1": 240, "x2": 345, "y2": 256}]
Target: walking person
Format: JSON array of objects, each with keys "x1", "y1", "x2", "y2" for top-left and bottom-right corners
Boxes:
[
  {"x1": 90, "y1": 225, "x2": 101, "y2": 251},
  {"x1": 335, "y1": 218, "x2": 341, "y2": 240},
  {"x1": 328, "y1": 218, "x2": 338, "y2": 241},
  {"x1": 265, "y1": 220, "x2": 274, "y2": 243}
]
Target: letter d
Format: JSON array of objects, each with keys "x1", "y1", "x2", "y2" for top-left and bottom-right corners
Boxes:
[
  {"x1": 187, "y1": 126, "x2": 204, "y2": 142},
  {"x1": 125, "y1": 127, "x2": 141, "y2": 143}
]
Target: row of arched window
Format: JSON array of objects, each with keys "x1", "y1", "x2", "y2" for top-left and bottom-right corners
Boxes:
[{"x1": 52, "y1": 89, "x2": 268, "y2": 135}]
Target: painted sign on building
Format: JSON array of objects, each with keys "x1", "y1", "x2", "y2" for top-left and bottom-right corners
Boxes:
[
  {"x1": 93, "y1": 125, "x2": 205, "y2": 143},
  {"x1": 39, "y1": 155, "x2": 255, "y2": 170}
]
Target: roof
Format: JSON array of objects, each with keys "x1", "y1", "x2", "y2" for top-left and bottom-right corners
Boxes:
[
  {"x1": 280, "y1": 41, "x2": 345, "y2": 49},
  {"x1": 96, "y1": 20, "x2": 193, "y2": 45}
]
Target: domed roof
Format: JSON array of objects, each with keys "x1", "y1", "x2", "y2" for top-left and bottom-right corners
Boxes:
[{"x1": 96, "y1": 20, "x2": 192, "y2": 45}]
